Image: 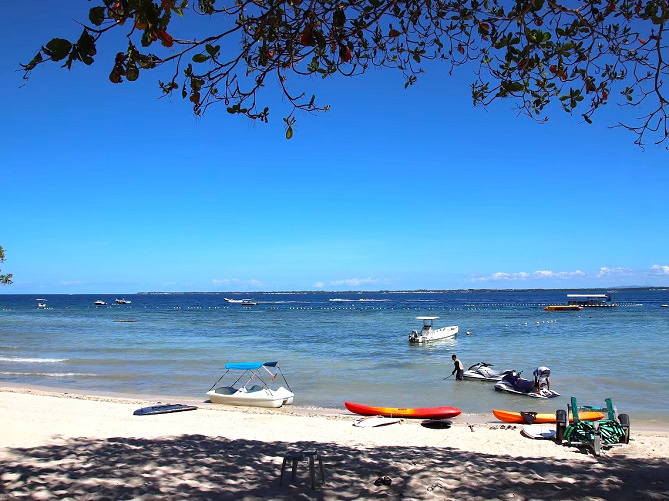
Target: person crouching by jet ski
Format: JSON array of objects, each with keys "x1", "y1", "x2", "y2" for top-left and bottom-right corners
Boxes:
[
  {"x1": 533, "y1": 366, "x2": 551, "y2": 393},
  {"x1": 451, "y1": 354, "x2": 464, "y2": 380}
]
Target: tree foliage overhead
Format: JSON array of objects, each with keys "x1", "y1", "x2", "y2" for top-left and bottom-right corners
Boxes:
[
  {"x1": 21, "y1": 0, "x2": 669, "y2": 146},
  {"x1": 0, "y1": 246, "x2": 12, "y2": 285}
]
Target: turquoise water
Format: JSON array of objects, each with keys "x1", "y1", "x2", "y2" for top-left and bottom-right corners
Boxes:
[{"x1": 1, "y1": 290, "x2": 668, "y2": 424}]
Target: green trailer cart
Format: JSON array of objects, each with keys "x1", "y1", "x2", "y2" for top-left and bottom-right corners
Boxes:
[{"x1": 555, "y1": 397, "x2": 630, "y2": 456}]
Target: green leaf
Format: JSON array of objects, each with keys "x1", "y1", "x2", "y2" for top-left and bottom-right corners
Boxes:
[
  {"x1": 76, "y1": 30, "x2": 97, "y2": 65},
  {"x1": 205, "y1": 44, "x2": 220, "y2": 57},
  {"x1": 192, "y1": 54, "x2": 210, "y2": 63},
  {"x1": 141, "y1": 31, "x2": 153, "y2": 47},
  {"x1": 333, "y1": 9, "x2": 346, "y2": 28},
  {"x1": 89, "y1": 6, "x2": 106, "y2": 26},
  {"x1": 21, "y1": 52, "x2": 43, "y2": 71},
  {"x1": 126, "y1": 64, "x2": 139, "y2": 81},
  {"x1": 44, "y1": 38, "x2": 72, "y2": 62}
]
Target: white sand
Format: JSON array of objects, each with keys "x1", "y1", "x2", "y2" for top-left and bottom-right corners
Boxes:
[{"x1": 1, "y1": 387, "x2": 668, "y2": 500}]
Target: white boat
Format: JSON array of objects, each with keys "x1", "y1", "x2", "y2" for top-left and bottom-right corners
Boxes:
[
  {"x1": 566, "y1": 294, "x2": 616, "y2": 307},
  {"x1": 223, "y1": 298, "x2": 244, "y2": 303},
  {"x1": 94, "y1": 300, "x2": 107, "y2": 306},
  {"x1": 408, "y1": 316, "x2": 458, "y2": 343},
  {"x1": 206, "y1": 361, "x2": 294, "y2": 408},
  {"x1": 223, "y1": 297, "x2": 257, "y2": 305},
  {"x1": 115, "y1": 298, "x2": 131, "y2": 304},
  {"x1": 36, "y1": 299, "x2": 47, "y2": 309}
]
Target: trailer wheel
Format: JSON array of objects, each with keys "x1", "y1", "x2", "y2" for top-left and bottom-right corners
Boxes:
[
  {"x1": 555, "y1": 409, "x2": 568, "y2": 443},
  {"x1": 618, "y1": 414, "x2": 630, "y2": 444},
  {"x1": 593, "y1": 433, "x2": 602, "y2": 456}
]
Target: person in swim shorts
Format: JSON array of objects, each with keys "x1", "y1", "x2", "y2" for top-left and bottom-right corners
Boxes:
[
  {"x1": 533, "y1": 366, "x2": 550, "y2": 393},
  {"x1": 451, "y1": 354, "x2": 464, "y2": 380}
]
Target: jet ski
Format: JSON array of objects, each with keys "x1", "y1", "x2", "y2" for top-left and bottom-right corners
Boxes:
[
  {"x1": 493, "y1": 370, "x2": 560, "y2": 398},
  {"x1": 462, "y1": 362, "x2": 514, "y2": 382}
]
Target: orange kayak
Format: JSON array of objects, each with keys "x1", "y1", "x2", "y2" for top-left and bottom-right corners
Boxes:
[
  {"x1": 493, "y1": 408, "x2": 605, "y2": 424},
  {"x1": 345, "y1": 401, "x2": 461, "y2": 419}
]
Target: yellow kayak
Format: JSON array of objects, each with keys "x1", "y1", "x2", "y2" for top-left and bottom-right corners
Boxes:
[{"x1": 493, "y1": 408, "x2": 604, "y2": 424}]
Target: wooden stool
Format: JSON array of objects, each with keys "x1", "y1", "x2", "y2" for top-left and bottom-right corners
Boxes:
[{"x1": 279, "y1": 450, "x2": 325, "y2": 489}]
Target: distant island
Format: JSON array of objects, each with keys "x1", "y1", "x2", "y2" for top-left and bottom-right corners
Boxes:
[{"x1": 136, "y1": 286, "x2": 668, "y2": 294}]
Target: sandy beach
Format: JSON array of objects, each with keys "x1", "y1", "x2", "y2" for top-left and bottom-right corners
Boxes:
[{"x1": 1, "y1": 387, "x2": 668, "y2": 500}]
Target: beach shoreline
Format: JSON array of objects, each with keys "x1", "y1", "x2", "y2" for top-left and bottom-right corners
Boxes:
[
  {"x1": 3, "y1": 381, "x2": 668, "y2": 432},
  {"x1": 2, "y1": 385, "x2": 669, "y2": 499}
]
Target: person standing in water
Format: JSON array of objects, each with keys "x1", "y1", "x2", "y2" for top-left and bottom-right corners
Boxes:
[{"x1": 451, "y1": 354, "x2": 464, "y2": 380}]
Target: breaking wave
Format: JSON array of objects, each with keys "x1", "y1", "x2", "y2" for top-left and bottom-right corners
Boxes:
[{"x1": 0, "y1": 357, "x2": 67, "y2": 363}]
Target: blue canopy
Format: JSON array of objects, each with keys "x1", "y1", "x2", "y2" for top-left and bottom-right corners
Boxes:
[{"x1": 224, "y1": 361, "x2": 278, "y2": 370}]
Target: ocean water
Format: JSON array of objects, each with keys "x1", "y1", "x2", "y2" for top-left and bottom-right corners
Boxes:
[{"x1": 1, "y1": 290, "x2": 668, "y2": 424}]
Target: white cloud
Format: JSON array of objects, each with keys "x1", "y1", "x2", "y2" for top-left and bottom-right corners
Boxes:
[
  {"x1": 211, "y1": 278, "x2": 263, "y2": 287},
  {"x1": 329, "y1": 277, "x2": 380, "y2": 287},
  {"x1": 533, "y1": 270, "x2": 586, "y2": 279},
  {"x1": 59, "y1": 280, "x2": 83, "y2": 286},
  {"x1": 212, "y1": 279, "x2": 237, "y2": 285},
  {"x1": 472, "y1": 271, "x2": 528, "y2": 282},
  {"x1": 313, "y1": 282, "x2": 325, "y2": 288},
  {"x1": 473, "y1": 269, "x2": 586, "y2": 282},
  {"x1": 596, "y1": 267, "x2": 632, "y2": 278},
  {"x1": 650, "y1": 264, "x2": 669, "y2": 275}
]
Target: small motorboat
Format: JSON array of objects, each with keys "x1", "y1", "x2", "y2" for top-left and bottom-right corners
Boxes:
[
  {"x1": 206, "y1": 361, "x2": 294, "y2": 408},
  {"x1": 36, "y1": 299, "x2": 47, "y2": 309},
  {"x1": 224, "y1": 298, "x2": 257, "y2": 305},
  {"x1": 493, "y1": 370, "x2": 560, "y2": 399},
  {"x1": 462, "y1": 362, "x2": 514, "y2": 382},
  {"x1": 115, "y1": 298, "x2": 131, "y2": 304},
  {"x1": 408, "y1": 316, "x2": 458, "y2": 343},
  {"x1": 94, "y1": 300, "x2": 107, "y2": 306},
  {"x1": 543, "y1": 305, "x2": 583, "y2": 311}
]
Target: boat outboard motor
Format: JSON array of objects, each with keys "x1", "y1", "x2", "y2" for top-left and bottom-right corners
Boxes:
[{"x1": 409, "y1": 330, "x2": 419, "y2": 342}]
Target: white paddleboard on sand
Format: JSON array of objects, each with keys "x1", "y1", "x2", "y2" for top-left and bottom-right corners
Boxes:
[
  {"x1": 353, "y1": 416, "x2": 402, "y2": 428},
  {"x1": 521, "y1": 424, "x2": 556, "y2": 439}
]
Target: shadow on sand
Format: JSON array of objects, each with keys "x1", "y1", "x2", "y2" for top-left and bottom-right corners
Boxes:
[{"x1": 1, "y1": 434, "x2": 668, "y2": 500}]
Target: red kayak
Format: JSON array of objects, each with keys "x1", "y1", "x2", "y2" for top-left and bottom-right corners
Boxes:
[{"x1": 345, "y1": 401, "x2": 461, "y2": 419}]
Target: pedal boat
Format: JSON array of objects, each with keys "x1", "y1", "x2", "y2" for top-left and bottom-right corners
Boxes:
[{"x1": 206, "y1": 361, "x2": 294, "y2": 408}]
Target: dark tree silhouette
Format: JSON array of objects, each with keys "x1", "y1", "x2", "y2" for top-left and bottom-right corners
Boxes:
[
  {"x1": 0, "y1": 246, "x2": 12, "y2": 285},
  {"x1": 21, "y1": 0, "x2": 669, "y2": 146}
]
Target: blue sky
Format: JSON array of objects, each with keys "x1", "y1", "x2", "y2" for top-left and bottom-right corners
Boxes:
[{"x1": 2, "y1": 2, "x2": 668, "y2": 293}]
